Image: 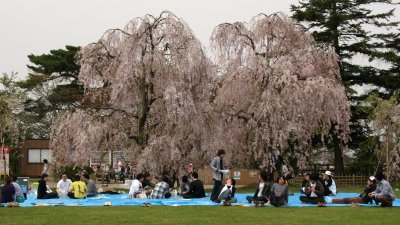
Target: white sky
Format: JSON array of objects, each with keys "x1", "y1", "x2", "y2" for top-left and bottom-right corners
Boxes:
[
  {"x1": 0, "y1": 0, "x2": 299, "y2": 79},
  {"x1": 0, "y1": 0, "x2": 398, "y2": 80}
]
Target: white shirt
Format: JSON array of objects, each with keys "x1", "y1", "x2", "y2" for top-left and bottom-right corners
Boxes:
[
  {"x1": 257, "y1": 183, "x2": 265, "y2": 197},
  {"x1": 128, "y1": 179, "x2": 143, "y2": 196},
  {"x1": 326, "y1": 179, "x2": 337, "y2": 195},
  {"x1": 57, "y1": 179, "x2": 72, "y2": 192},
  {"x1": 310, "y1": 182, "x2": 317, "y2": 197}
]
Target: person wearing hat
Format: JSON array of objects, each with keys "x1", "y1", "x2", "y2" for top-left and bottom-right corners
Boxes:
[
  {"x1": 299, "y1": 173, "x2": 325, "y2": 204},
  {"x1": 326, "y1": 176, "x2": 377, "y2": 204},
  {"x1": 322, "y1": 171, "x2": 337, "y2": 196},
  {"x1": 368, "y1": 171, "x2": 395, "y2": 207}
]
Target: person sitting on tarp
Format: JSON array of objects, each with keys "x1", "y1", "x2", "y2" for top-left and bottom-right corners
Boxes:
[
  {"x1": 128, "y1": 173, "x2": 147, "y2": 198},
  {"x1": 183, "y1": 172, "x2": 206, "y2": 199},
  {"x1": 323, "y1": 171, "x2": 337, "y2": 196},
  {"x1": 369, "y1": 171, "x2": 396, "y2": 207},
  {"x1": 179, "y1": 175, "x2": 190, "y2": 195},
  {"x1": 214, "y1": 178, "x2": 237, "y2": 205},
  {"x1": 246, "y1": 171, "x2": 272, "y2": 205},
  {"x1": 83, "y1": 174, "x2": 98, "y2": 197},
  {"x1": 269, "y1": 176, "x2": 289, "y2": 207},
  {"x1": 68, "y1": 175, "x2": 87, "y2": 199},
  {"x1": 299, "y1": 173, "x2": 325, "y2": 204},
  {"x1": 37, "y1": 174, "x2": 58, "y2": 199},
  {"x1": 142, "y1": 173, "x2": 155, "y2": 190},
  {"x1": 300, "y1": 173, "x2": 310, "y2": 194},
  {"x1": 11, "y1": 176, "x2": 24, "y2": 202},
  {"x1": 1, "y1": 176, "x2": 15, "y2": 203},
  {"x1": 326, "y1": 176, "x2": 376, "y2": 205},
  {"x1": 150, "y1": 175, "x2": 171, "y2": 199},
  {"x1": 57, "y1": 173, "x2": 72, "y2": 195}
]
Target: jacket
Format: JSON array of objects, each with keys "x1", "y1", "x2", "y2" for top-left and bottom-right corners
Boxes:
[
  {"x1": 210, "y1": 156, "x2": 225, "y2": 181},
  {"x1": 304, "y1": 181, "x2": 324, "y2": 198},
  {"x1": 253, "y1": 182, "x2": 272, "y2": 199}
]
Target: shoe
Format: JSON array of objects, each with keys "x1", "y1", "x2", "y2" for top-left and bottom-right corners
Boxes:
[
  {"x1": 350, "y1": 202, "x2": 359, "y2": 207},
  {"x1": 325, "y1": 197, "x2": 332, "y2": 204},
  {"x1": 223, "y1": 201, "x2": 231, "y2": 206},
  {"x1": 253, "y1": 201, "x2": 259, "y2": 207}
]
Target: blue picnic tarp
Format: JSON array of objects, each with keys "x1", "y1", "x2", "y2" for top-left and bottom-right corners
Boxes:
[{"x1": 7, "y1": 192, "x2": 400, "y2": 207}]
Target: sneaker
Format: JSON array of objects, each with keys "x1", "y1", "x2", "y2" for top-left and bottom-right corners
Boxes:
[{"x1": 325, "y1": 197, "x2": 332, "y2": 204}]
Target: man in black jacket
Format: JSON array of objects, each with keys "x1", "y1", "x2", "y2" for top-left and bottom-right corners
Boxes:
[
  {"x1": 183, "y1": 172, "x2": 206, "y2": 199},
  {"x1": 299, "y1": 173, "x2": 325, "y2": 204},
  {"x1": 37, "y1": 174, "x2": 58, "y2": 199},
  {"x1": 246, "y1": 171, "x2": 272, "y2": 204}
]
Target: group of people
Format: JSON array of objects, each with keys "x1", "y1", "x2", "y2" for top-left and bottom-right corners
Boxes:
[
  {"x1": 1, "y1": 149, "x2": 397, "y2": 208},
  {"x1": 37, "y1": 173, "x2": 98, "y2": 199},
  {"x1": 299, "y1": 170, "x2": 396, "y2": 207},
  {"x1": 0, "y1": 176, "x2": 25, "y2": 203}
]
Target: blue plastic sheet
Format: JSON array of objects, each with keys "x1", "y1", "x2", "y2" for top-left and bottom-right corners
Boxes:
[{"x1": 7, "y1": 192, "x2": 400, "y2": 207}]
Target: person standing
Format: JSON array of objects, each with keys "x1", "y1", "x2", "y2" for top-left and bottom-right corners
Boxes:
[
  {"x1": 41, "y1": 159, "x2": 49, "y2": 175},
  {"x1": 210, "y1": 149, "x2": 229, "y2": 201}
]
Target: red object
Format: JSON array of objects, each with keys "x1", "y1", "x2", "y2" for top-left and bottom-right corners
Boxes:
[{"x1": 2, "y1": 146, "x2": 9, "y2": 154}]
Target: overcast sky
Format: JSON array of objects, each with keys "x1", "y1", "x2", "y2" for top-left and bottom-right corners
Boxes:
[
  {"x1": 0, "y1": 0, "x2": 300, "y2": 79},
  {"x1": 0, "y1": 0, "x2": 398, "y2": 80}
]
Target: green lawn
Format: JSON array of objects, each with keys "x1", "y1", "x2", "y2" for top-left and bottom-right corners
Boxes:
[{"x1": 2, "y1": 206, "x2": 399, "y2": 225}]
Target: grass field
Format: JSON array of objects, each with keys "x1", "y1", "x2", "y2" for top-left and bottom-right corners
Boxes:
[
  {"x1": 1, "y1": 183, "x2": 399, "y2": 225},
  {"x1": 2, "y1": 206, "x2": 400, "y2": 225}
]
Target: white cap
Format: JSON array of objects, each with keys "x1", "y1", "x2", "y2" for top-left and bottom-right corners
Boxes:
[
  {"x1": 369, "y1": 176, "x2": 375, "y2": 181},
  {"x1": 324, "y1": 171, "x2": 332, "y2": 176}
]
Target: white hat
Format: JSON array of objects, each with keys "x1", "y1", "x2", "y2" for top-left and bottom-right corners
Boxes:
[
  {"x1": 369, "y1": 176, "x2": 375, "y2": 181},
  {"x1": 324, "y1": 171, "x2": 332, "y2": 176}
]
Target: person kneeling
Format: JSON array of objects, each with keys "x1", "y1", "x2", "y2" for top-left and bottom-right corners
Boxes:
[
  {"x1": 270, "y1": 176, "x2": 289, "y2": 207},
  {"x1": 215, "y1": 178, "x2": 237, "y2": 205},
  {"x1": 299, "y1": 173, "x2": 325, "y2": 204},
  {"x1": 68, "y1": 175, "x2": 87, "y2": 199}
]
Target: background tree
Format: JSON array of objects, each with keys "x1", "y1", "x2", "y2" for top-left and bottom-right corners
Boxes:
[
  {"x1": 51, "y1": 11, "x2": 213, "y2": 180},
  {"x1": 18, "y1": 45, "x2": 82, "y2": 138},
  {"x1": 209, "y1": 14, "x2": 350, "y2": 171},
  {"x1": 51, "y1": 12, "x2": 351, "y2": 177},
  {"x1": 0, "y1": 72, "x2": 26, "y2": 176},
  {"x1": 371, "y1": 92, "x2": 400, "y2": 180},
  {"x1": 291, "y1": 0, "x2": 400, "y2": 174}
]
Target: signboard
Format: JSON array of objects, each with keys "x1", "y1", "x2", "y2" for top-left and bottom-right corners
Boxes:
[
  {"x1": 233, "y1": 171, "x2": 241, "y2": 180},
  {"x1": 0, "y1": 146, "x2": 10, "y2": 176}
]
